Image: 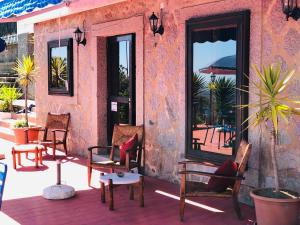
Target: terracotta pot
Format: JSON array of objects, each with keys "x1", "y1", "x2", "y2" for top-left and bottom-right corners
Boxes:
[
  {"x1": 251, "y1": 188, "x2": 300, "y2": 225},
  {"x1": 13, "y1": 127, "x2": 27, "y2": 145},
  {"x1": 13, "y1": 126, "x2": 41, "y2": 145}
]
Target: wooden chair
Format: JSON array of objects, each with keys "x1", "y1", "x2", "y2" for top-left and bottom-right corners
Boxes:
[
  {"x1": 87, "y1": 124, "x2": 144, "y2": 186},
  {"x1": 27, "y1": 113, "x2": 71, "y2": 159},
  {"x1": 178, "y1": 141, "x2": 252, "y2": 221},
  {"x1": 0, "y1": 162, "x2": 7, "y2": 210}
]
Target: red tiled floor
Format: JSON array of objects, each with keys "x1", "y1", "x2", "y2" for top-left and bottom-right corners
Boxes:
[{"x1": 0, "y1": 138, "x2": 255, "y2": 225}]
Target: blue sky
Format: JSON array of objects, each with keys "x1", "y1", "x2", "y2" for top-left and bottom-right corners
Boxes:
[{"x1": 193, "y1": 40, "x2": 236, "y2": 73}]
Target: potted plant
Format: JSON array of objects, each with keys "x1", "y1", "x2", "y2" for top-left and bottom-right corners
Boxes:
[
  {"x1": 12, "y1": 55, "x2": 39, "y2": 144},
  {"x1": 0, "y1": 85, "x2": 22, "y2": 119},
  {"x1": 242, "y1": 64, "x2": 300, "y2": 225}
]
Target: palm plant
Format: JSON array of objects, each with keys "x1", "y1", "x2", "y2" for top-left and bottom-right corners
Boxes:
[
  {"x1": 13, "y1": 55, "x2": 37, "y2": 126},
  {"x1": 0, "y1": 85, "x2": 21, "y2": 112},
  {"x1": 192, "y1": 73, "x2": 207, "y2": 125},
  {"x1": 51, "y1": 56, "x2": 67, "y2": 88},
  {"x1": 241, "y1": 63, "x2": 300, "y2": 193},
  {"x1": 214, "y1": 77, "x2": 236, "y2": 124}
]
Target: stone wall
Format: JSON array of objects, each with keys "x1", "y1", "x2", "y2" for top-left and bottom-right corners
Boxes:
[{"x1": 33, "y1": 0, "x2": 300, "y2": 205}]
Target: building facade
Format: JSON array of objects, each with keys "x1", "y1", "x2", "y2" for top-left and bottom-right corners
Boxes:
[{"x1": 31, "y1": 0, "x2": 300, "y2": 204}]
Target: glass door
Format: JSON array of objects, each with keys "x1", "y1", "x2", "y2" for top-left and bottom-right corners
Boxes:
[{"x1": 107, "y1": 34, "x2": 136, "y2": 144}]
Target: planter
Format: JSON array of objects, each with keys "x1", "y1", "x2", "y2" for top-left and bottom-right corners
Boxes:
[
  {"x1": 251, "y1": 188, "x2": 300, "y2": 225},
  {"x1": 0, "y1": 112, "x2": 12, "y2": 119},
  {"x1": 13, "y1": 126, "x2": 41, "y2": 145}
]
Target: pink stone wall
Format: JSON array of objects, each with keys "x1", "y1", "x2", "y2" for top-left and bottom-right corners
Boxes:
[{"x1": 34, "y1": 0, "x2": 300, "y2": 204}]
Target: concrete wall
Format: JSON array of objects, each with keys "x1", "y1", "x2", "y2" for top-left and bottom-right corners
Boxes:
[{"x1": 33, "y1": 0, "x2": 300, "y2": 204}]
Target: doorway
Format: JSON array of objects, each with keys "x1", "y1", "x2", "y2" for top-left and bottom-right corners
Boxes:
[{"x1": 107, "y1": 34, "x2": 136, "y2": 144}]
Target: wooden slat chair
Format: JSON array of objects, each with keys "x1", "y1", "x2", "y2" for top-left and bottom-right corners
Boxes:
[
  {"x1": 178, "y1": 141, "x2": 251, "y2": 221},
  {"x1": 87, "y1": 124, "x2": 144, "y2": 186},
  {"x1": 27, "y1": 113, "x2": 71, "y2": 159},
  {"x1": 0, "y1": 162, "x2": 7, "y2": 210}
]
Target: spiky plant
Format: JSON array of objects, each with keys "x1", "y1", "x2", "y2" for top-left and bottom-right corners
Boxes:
[
  {"x1": 51, "y1": 57, "x2": 67, "y2": 88},
  {"x1": 241, "y1": 63, "x2": 300, "y2": 192},
  {"x1": 214, "y1": 77, "x2": 236, "y2": 123},
  {"x1": 13, "y1": 55, "x2": 37, "y2": 126},
  {"x1": 0, "y1": 85, "x2": 21, "y2": 112}
]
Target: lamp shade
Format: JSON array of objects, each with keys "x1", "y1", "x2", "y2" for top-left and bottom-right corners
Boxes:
[
  {"x1": 149, "y1": 12, "x2": 159, "y2": 34},
  {"x1": 74, "y1": 27, "x2": 83, "y2": 45}
]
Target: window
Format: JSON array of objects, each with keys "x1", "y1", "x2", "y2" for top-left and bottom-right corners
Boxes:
[
  {"x1": 48, "y1": 38, "x2": 73, "y2": 96},
  {"x1": 186, "y1": 11, "x2": 250, "y2": 162}
]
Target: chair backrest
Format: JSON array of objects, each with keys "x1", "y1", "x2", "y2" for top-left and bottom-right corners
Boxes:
[
  {"x1": 234, "y1": 140, "x2": 252, "y2": 176},
  {"x1": 112, "y1": 124, "x2": 144, "y2": 147},
  {"x1": 44, "y1": 113, "x2": 71, "y2": 141},
  {"x1": 0, "y1": 163, "x2": 7, "y2": 210},
  {"x1": 232, "y1": 140, "x2": 251, "y2": 195}
]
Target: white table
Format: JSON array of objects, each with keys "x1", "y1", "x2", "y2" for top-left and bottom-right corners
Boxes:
[{"x1": 99, "y1": 172, "x2": 144, "y2": 210}]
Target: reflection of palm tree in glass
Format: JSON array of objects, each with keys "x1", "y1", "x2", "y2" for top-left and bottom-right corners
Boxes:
[
  {"x1": 119, "y1": 65, "x2": 129, "y2": 123},
  {"x1": 213, "y1": 77, "x2": 235, "y2": 125},
  {"x1": 51, "y1": 57, "x2": 67, "y2": 89},
  {"x1": 192, "y1": 73, "x2": 207, "y2": 127}
]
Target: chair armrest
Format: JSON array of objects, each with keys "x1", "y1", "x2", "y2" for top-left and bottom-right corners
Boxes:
[
  {"x1": 178, "y1": 170, "x2": 244, "y2": 180},
  {"x1": 87, "y1": 146, "x2": 112, "y2": 152},
  {"x1": 178, "y1": 160, "x2": 221, "y2": 167}
]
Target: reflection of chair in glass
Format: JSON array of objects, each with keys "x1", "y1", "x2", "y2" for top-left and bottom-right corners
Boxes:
[
  {"x1": 178, "y1": 141, "x2": 252, "y2": 221},
  {"x1": 192, "y1": 123, "x2": 211, "y2": 150}
]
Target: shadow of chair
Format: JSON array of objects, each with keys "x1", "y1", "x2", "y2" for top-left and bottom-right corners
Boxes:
[
  {"x1": 178, "y1": 141, "x2": 252, "y2": 221},
  {"x1": 27, "y1": 113, "x2": 71, "y2": 159},
  {"x1": 0, "y1": 162, "x2": 7, "y2": 210},
  {"x1": 87, "y1": 124, "x2": 144, "y2": 186}
]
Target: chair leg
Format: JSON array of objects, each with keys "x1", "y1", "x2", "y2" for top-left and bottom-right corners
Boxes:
[
  {"x1": 88, "y1": 166, "x2": 92, "y2": 186},
  {"x1": 63, "y1": 142, "x2": 68, "y2": 155},
  {"x1": 12, "y1": 149, "x2": 16, "y2": 169},
  {"x1": 180, "y1": 172, "x2": 186, "y2": 221},
  {"x1": 52, "y1": 143, "x2": 56, "y2": 159},
  {"x1": 232, "y1": 195, "x2": 242, "y2": 220}
]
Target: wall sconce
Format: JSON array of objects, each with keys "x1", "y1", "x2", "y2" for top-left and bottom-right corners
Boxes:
[
  {"x1": 149, "y1": 7, "x2": 164, "y2": 36},
  {"x1": 74, "y1": 21, "x2": 86, "y2": 46},
  {"x1": 281, "y1": 0, "x2": 300, "y2": 21}
]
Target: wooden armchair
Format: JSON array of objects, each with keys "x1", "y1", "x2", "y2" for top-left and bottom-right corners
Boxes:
[
  {"x1": 178, "y1": 141, "x2": 252, "y2": 221},
  {"x1": 27, "y1": 113, "x2": 71, "y2": 159},
  {"x1": 87, "y1": 124, "x2": 144, "y2": 186}
]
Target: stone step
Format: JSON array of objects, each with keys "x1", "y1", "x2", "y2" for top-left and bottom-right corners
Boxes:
[
  {"x1": 0, "y1": 77, "x2": 18, "y2": 82},
  {"x1": 0, "y1": 126, "x2": 15, "y2": 142}
]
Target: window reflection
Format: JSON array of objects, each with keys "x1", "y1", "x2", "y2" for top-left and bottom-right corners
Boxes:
[
  {"x1": 50, "y1": 46, "x2": 68, "y2": 90},
  {"x1": 192, "y1": 27, "x2": 237, "y2": 156},
  {"x1": 118, "y1": 41, "x2": 130, "y2": 97}
]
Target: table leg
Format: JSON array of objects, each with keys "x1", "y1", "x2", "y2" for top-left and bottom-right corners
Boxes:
[
  {"x1": 129, "y1": 185, "x2": 134, "y2": 200},
  {"x1": 17, "y1": 153, "x2": 21, "y2": 166},
  {"x1": 139, "y1": 176, "x2": 144, "y2": 207},
  {"x1": 35, "y1": 147, "x2": 39, "y2": 168},
  {"x1": 12, "y1": 149, "x2": 16, "y2": 169},
  {"x1": 39, "y1": 149, "x2": 43, "y2": 165},
  {"x1": 100, "y1": 173, "x2": 105, "y2": 203},
  {"x1": 108, "y1": 179, "x2": 114, "y2": 210}
]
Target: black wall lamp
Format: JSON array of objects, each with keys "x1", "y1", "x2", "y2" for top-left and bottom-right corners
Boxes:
[
  {"x1": 74, "y1": 21, "x2": 86, "y2": 46},
  {"x1": 281, "y1": 0, "x2": 300, "y2": 21},
  {"x1": 149, "y1": 7, "x2": 164, "y2": 36}
]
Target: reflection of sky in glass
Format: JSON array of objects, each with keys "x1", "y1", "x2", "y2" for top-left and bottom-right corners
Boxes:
[
  {"x1": 51, "y1": 46, "x2": 67, "y2": 59},
  {"x1": 119, "y1": 41, "x2": 129, "y2": 76},
  {"x1": 193, "y1": 40, "x2": 236, "y2": 73}
]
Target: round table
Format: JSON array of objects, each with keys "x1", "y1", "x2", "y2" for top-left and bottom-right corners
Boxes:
[{"x1": 99, "y1": 172, "x2": 144, "y2": 210}]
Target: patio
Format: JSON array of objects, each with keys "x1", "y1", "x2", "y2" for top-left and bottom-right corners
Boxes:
[{"x1": 0, "y1": 138, "x2": 255, "y2": 225}]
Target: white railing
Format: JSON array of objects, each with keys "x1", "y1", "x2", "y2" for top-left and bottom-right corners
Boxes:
[{"x1": 1, "y1": 34, "x2": 18, "y2": 45}]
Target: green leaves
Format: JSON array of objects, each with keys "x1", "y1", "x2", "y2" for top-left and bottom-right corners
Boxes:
[
  {"x1": 13, "y1": 55, "x2": 37, "y2": 88},
  {"x1": 0, "y1": 85, "x2": 21, "y2": 112},
  {"x1": 243, "y1": 63, "x2": 300, "y2": 135}
]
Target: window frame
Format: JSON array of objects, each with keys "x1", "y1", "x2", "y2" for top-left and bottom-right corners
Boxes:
[
  {"x1": 185, "y1": 10, "x2": 250, "y2": 163},
  {"x1": 47, "y1": 38, "x2": 74, "y2": 96}
]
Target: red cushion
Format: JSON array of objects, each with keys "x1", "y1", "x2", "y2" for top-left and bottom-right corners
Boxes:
[
  {"x1": 119, "y1": 134, "x2": 138, "y2": 165},
  {"x1": 207, "y1": 160, "x2": 239, "y2": 193}
]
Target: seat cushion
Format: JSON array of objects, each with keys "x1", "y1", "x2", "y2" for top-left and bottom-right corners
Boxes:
[
  {"x1": 207, "y1": 159, "x2": 238, "y2": 193},
  {"x1": 119, "y1": 134, "x2": 138, "y2": 165}
]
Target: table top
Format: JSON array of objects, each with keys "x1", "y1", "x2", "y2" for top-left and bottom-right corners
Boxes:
[
  {"x1": 99, "y1": 172, "x2": 141, "y2": 185},
  {"x1": 13, "y1": 144, "x2": 45, "y2": 151}
]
